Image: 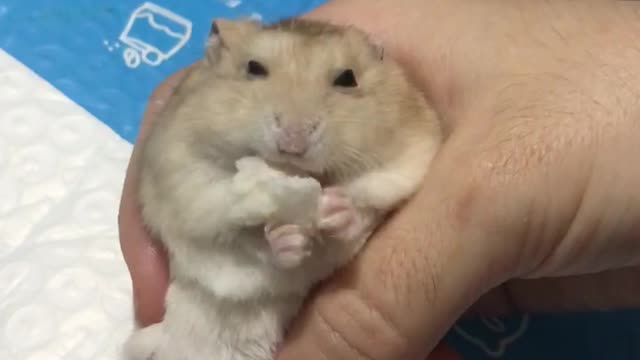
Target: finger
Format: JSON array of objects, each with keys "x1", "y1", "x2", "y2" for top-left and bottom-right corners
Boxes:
[
  {"x1": 463, "y1": 265, "x2": 640, "y2": 318},
  {"x1": 427, "y1": 344, "x2": 463, "y2": 360},
  {"x1": 118, "y1": 176, "x2": 169, "y2": 327},
  {"x1": 118, "y1": 66, "x2": 193, "y2": 326},
  {"x1": 506, "y1": 266, "x2": 640, "y2": 311},
  {"x1": 276, "y1": 141, "x2": 517, "y2": 360}
]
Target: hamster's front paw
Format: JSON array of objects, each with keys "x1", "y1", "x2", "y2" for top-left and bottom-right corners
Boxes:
[
  {"x1": 264, "y1": 222, "x2": 311, "y2": 268},
  {"x1": 122, "y1": 324, "x2": 164, "y2": 360},
  {"x1": 123, "y1": 323, "x2": 206, "y2": 360},
  {"x1": 317, "y1": 187, "x2": 368, "y2": 243}
]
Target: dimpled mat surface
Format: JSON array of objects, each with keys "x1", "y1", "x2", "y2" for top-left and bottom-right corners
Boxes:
[{"x1": 0, "y1": 1, "x2": 639, "y2": 359}]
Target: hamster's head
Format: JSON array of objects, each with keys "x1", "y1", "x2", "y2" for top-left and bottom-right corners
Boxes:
[{"x1": 183, "y1": 18, "x2": 432, "y2": 180}]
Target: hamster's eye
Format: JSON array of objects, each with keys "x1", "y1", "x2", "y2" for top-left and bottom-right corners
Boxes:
[
  {"x1": 247, "y1": 60, "x2": 268, "y2": 77},
  {"x1": 333, "y1": 69, "x2": 357, "y2": 88}
]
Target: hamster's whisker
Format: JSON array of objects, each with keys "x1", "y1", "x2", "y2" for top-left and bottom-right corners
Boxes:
[
  {"x1": 338, "y1": 149, "x2": 374, "y2": 172},
  {"x1": 333, "y1": 119, "x2": 372, "y2": 126},
  {"x1": 329, "y1": 161, "x2": 352, "y2": 183},
  {"x1": 326, "y1": 144, "x2": 380, "y2": 181},
  {"x1": 214, "y1": 122, "x2": 262, "y2": 133},
  {"x1": 340, "y1": 144, "x2": 382, "y2": 168}
]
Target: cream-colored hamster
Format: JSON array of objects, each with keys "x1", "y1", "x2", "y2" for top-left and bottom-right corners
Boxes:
[{"x1": 122, "y1": 17, "x2": 442, "y2": 360}]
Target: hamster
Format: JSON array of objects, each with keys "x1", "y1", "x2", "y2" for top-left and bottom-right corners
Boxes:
[{"x1": 122, "y1": 17, "x2": 442, "y2": 360}]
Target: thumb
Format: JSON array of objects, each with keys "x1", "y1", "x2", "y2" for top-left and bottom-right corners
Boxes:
[
  {"x1": 118, "y1": 65, "x2": 193, "y2": 326},
  {"x1": 276, "y1": 141, "x2": 515, "y2": 360}
]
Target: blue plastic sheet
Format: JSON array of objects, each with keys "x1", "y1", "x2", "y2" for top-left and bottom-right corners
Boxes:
[
  {"x1": 1, "y1": 1, "x2": 638, "y2": 358},
  {"x1": 0, "y1": 0, "x2": 326, "y2": 142}
]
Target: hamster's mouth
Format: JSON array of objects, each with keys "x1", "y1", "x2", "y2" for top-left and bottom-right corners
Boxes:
[
  {"x1": 262, "y1": 156, "x2": 330, "y2": 186},
  {"x1": 263, "y1": 158, "x2": 310, "y2": 177}
]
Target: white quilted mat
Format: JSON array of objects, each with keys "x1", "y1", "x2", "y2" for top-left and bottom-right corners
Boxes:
[{"x1": 0, "y1": 49, "x2": 135, "y2": 359}]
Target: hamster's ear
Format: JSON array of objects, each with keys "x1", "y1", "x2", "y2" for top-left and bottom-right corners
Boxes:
[
  {"x1": 343, "y1": 26, "x2": 385, "y2": 62},
  {"x1": 205, "y1": 18, "x2": 261, "y2": 63},
  {"x1": 370, "y1": 38, "x2": 385, "y2": 61}
]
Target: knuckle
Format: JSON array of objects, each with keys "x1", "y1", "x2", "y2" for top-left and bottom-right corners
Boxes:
[{"x1": 311, "y1": 289, "x2": 411, "y2": 360}]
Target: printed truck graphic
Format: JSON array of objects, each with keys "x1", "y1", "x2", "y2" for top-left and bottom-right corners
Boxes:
[{"x1": 119, "y1": 2, "x2": 192, "y2": 68}]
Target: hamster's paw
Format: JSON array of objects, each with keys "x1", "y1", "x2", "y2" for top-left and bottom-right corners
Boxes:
[
  {"x1": 122, "y1": 323, "x2": 205, "y2": 360},
  {"x1": 121, "y1": 324, "x2": 165, "y2": 360},
  {"x1": 317, "y1": 187, "x2": 367, "y2": 243},
  {"x1": 264, "y1": 223, "x2": 311, "y2": 268}
]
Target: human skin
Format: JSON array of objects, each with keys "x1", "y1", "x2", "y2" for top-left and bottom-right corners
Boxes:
[{"x1": 118, "y1": 0, "x2": 640, "y2": 359}]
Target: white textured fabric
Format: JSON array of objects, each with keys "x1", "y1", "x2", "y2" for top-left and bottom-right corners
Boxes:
[{"x1": 0, "y1": 49, "x2": 135, "y2": 360}]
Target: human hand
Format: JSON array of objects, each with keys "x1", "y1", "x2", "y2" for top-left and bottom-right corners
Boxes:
[
  {"x1": 275, "y1": 0, "x2": 640, "y2": 359},
  {"x1": 118, "y1": 66, "x2": 189, "y2": 327},
  {"x1": 118, "y1": 0, "x2": 640, "y2": 359}
]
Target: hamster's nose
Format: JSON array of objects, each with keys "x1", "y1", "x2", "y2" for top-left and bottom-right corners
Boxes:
[{"x1": 271, "y1": 115, "x2": 320, "y2": 156}]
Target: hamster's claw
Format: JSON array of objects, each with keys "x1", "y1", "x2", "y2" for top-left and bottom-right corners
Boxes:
[
  {"x1": 317, "y1": 187, "x2": 365, "y2": 243},
  {"x1": 264, "y1": 223, "x2": 311, "y2": 268}
]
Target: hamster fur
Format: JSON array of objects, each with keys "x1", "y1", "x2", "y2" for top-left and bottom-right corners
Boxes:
[{"x1": 122, "y1": 17, "x2": 442, "y2": 360}]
